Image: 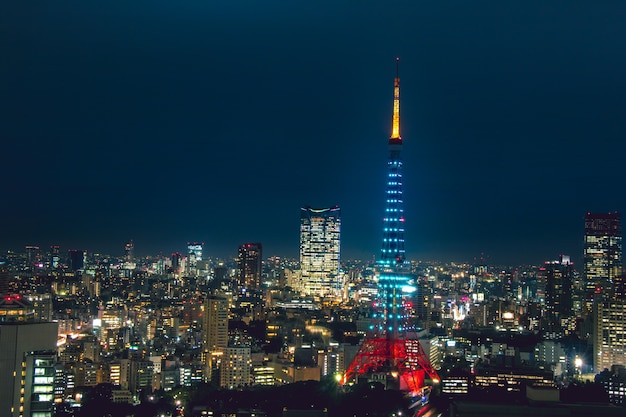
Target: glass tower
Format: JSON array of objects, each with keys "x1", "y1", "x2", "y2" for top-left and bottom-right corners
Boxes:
[
  {"x1": 299, "y1": 206, "x2": 341, "y2": 299},
  {"x1": 584, "y1": 212, "x2": 622, "y2": 313}
]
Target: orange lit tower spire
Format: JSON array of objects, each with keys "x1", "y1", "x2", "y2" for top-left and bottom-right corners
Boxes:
[
  {"x1": 342, "y1": 59, "x2": 439, "y2": 394},
  {"x1": 390, "y1": 57, "x2": 401, "y2": 142}
]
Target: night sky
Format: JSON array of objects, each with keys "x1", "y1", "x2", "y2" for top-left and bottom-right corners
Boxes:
[{"x1": 2, "y1": 1, "x2": 626, "y2": 264}]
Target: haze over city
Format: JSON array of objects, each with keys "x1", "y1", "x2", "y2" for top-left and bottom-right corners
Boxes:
[{"x1": 3, "y1": 1, "x2": 626, "y2": 264}]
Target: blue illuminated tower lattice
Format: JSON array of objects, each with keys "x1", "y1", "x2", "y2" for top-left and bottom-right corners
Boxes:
[{"x1": 342, "y1": 59, "x2": 439, "y2": 393}]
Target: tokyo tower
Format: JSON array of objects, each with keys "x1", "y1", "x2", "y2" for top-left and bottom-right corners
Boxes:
[{"x1": 342, "y1": 59, "x2": 440, "y2": 393}]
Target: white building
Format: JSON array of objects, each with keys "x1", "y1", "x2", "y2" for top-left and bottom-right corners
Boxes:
[
  {"x1": 220, "y1": 347, "x2": 251, "y2": 389},
  {"x1": 299, "y1": 206, "x2": 341, "y2": 300}
]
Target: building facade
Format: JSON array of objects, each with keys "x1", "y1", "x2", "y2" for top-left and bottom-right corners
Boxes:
[
  {"x1": 237, "y1": 243, "x2": 263, "y2": 292},
  {"x1": 594, "y1": 299, "x2": 626, "y2": 372},
  {"x1": 0, "y1": 296, "x2": 58, "y2": 417},
  {"x1": 299, "y1": 206, "x2": 341, "y2": 300},
  {"x1": 202, "y1": 296, "x2": 229, "y2": 381},
  {"x1": 584, "y1": 212, "x2": 622, "y2": 313},
  {"x1": 220, "y1": 346, "x2": 251, "y2": 389},
  {"x1": 540, "y1": 255, "x2": 573, "y2": 334},
  {"x1": 187, "y1": 242, "x2": 203, "y2": 272}
]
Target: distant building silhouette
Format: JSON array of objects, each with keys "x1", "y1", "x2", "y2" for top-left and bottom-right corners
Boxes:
[
  {"x1": 124, "y1": 240, "x2": 134, "y2": 262},
  {"x1": 67, "y1": 249, "x2": 87, "y2": 271},
  {"x1": 237, "y1": 243, "x2": 263, "y2": 291},
  {"x1": 540, "y1": 255, "x2": 573, "y2": 334}
]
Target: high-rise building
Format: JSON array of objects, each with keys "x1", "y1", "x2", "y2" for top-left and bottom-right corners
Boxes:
[
  {"x1": 25, "y1": 246, "x2": 40, "y2": 269},
  {"x1": 299, "y1": 206, "x2": 341, "y2": 299},
  {"x1": 0, "y1": 266, "x2": 11, "y2": 295},
  {"x1": 187, "y1": 242, "x2": 204, "y2": 268},
  {"x1": 220, "y1": 346, "x2": 251, "y2": 389},
  {"x1": 0, "y1": 296, "x2": 58, "y2": 417},
  {"x1": 584, "y1": 212, "x2": 622, "y2": 313},
  {"x1": 68, "y1": 249, "x2": 87, "y2": 271},
  {"x1": 202, "y1": 296, "x2": 229, "y2": 351},
  {"x1": 541, "y1": 255, "x2": 573, "y2": 334},
  {"x1": 202, "y1": 296, "x2": 229, "y2": 381},
  {"x1": 124, "y1": 240, "x2": 134, "y2": 262},
  {"x1": 171, "y1": 252, "x2": 184, "y2": 274},
  {"x1": 594, "y1": 299, "x2": 626, "y2": 372},
  {"x1": 237, "y1": 243, "x2": 263, "y2": 291},
  {"x1": 50, "y1": 245, "x2": 60, "y2": 269}
]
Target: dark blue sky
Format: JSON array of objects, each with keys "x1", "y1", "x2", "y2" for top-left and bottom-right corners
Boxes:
[{"x1": 2, "y1": 1, "x2": 626, "y2": 264}]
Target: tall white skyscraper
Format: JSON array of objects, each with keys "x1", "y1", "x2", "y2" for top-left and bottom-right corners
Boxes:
[{"x1": 299, "y1": 206, "x2": 341, "y2": 300}]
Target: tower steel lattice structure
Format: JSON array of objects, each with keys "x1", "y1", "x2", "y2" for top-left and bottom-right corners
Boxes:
[{"x1": 342, "y1": 59, "x2": 439, "y2": 393}]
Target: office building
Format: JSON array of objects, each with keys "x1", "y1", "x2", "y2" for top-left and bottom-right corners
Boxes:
[
  {"x1": 171, "y1": 252, "x2": 184, "y2": 274},
  {"x1": 540, "y1": 255, "x2": 573, "y2": 334},
  {"x1": 67, "y1": 249, "x2": 87, "y2": 271},
  {"x1": 594, "y1": 299, "x2": 626, "y2": 372},
  {"x1": 187, "y1": 242, "x2": 203, "y2": 268},
  {"x1": 0, "y1": 296, "x2": 58, "y2": 417},
  {"x1": 50, "y1": 246, "x2": 60, "y2": 269},
  {"x1": 596, "y1": 365, "x2": 626, "y2": 406},
  {"x1": 202, "y1": 296, "x2": 229, "y2": 381},
  {"x1": 0, "y1": 267, "x2": 11, "y2": 295},
  {"x1": 299, "y1": 206, "x2": 341, "y2": 299},
  {"x1": 124, "y1": 240, "x2": 134, "y2": 262},
  {"x1": 237, "y1": 243, "x2": 263, "y2": 291},
  {"x1": 25, "y1": 246, "x2": 40, "y2": 269},
  {"x1": 584, "y1": 212, "x2": 622, "y2": 313}
]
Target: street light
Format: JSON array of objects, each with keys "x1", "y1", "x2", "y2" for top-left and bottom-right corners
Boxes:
[{"x1": 574, "y1": 355, "x2": 583, "y2": 379}]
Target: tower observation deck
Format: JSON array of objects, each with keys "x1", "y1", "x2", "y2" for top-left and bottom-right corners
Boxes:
[{"x1": 342, "y1": 59, "x2": 440, "y2": 393}]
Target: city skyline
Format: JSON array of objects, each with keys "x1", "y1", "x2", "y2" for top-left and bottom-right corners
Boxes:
[{"x1": 3, "y1": 2, "x2": 626, "y2": 264}]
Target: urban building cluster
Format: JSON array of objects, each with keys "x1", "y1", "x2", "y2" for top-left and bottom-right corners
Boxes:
[
  {"x1": 2, "y1": 66, "x2": 625, "y2": 417},
  {"x1": 2, "y1": 218, "x2": 625, "y2": 416}
]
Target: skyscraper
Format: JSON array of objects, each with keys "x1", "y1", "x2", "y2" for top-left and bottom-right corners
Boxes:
[
  {"x1": 0, "y1": 265, "x2": 11, "y2": 295},
  {"x1": 584, "y1": 212, "x2": 622, "y2": 313},
  {"x1": 171, "y1": 252, "x2": 184, "y2": 274},
  {"x1": 67, "y1": 249, "x2": 87, "y2": 272},
  {"x1": 343, "y1": 60, "x2": 438, "y2": 392},
  {"x1": 237, "y1": 243, "x2": 263, "y2": 292},
  {"x1": 540, "y1": 255, "x2": 573, "y2": 334},
  {"x1": 187, "y1": 242, "x2": 204, "y2": 268},
  {"x1": 202, "y1": 296, "x2": 228, "y2": 381},
  {"x1": 124, "y1": 240, "x2": 134, "y2": 262},
  {"x1": 594, "y1": 299, "x2": 626, "y2": 372},
  {"x1": 299, "y1": 206, "x2": 341, "y2": 300},
  {"x1": 24, "y1": 246, "x2": 40, "y2": 270},
  {"x1": 50, "y1": 245, "x2": 60, "y2": 269},
  {"x1": 202, "y1": 296, "x2": 228, "y2": 351}
]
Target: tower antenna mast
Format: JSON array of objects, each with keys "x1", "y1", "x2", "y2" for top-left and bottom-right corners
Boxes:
[{"x1": 391, "y1": 57, "x2": 401, "y2": 141}]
